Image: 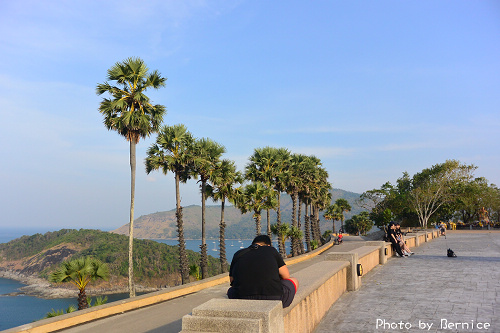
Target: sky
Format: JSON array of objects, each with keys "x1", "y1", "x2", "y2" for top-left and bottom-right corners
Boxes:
[{"x1": 0, "y1": 0, "x2": 499, "y2": 231}]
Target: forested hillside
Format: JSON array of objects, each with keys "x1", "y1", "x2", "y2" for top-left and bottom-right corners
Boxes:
[
  {"x1": 0, "y1": 229, "x2": 219, "y2": 287},
  {"x1": 113, "y1": 188, "x2": 364, "y2": 239}
]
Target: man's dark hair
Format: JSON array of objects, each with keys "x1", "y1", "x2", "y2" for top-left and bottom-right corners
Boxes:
[{"x1": 252, "y1": 235, "x2": 272, "y2": 245}]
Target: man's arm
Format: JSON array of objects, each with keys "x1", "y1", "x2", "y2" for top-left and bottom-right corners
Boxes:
[{"x1": 278, "y1": 265, "x2": 290, "y2": 280}]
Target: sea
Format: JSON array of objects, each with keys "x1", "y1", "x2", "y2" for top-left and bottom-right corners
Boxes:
[{"x1": 0, "y1": 228, "x2": 278, "y2": 330}]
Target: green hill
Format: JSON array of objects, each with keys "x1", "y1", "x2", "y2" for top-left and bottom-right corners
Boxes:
[
  {"x1": 113, "y1": 188, "x2": 365, "y2": 239},
  {"x1": 0, "y1": 229, "x2": 219, "y2": 287}
]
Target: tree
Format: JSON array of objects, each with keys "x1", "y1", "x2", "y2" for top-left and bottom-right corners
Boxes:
[
  {"x1": 236, "y1": 182, "x2": 276, "y2": 236},
  {"x1": 192, "y1": 138, "x2": 226, "y2": 279},
  {"x1": 344, "y1": 212, "x2": 373, "y2": 235},
  {"x1": 207, "y1": 159, "x2": 243, "y2": 273},
  {"x1": 97, "y1": 57, "x2": 166, "y2": 297},
  {"x1": 324, "y1": 203, "x2": 343, "y2": 234},
  {"x1": 49, "y1": 257, "x2": 110, "y2": 310},
  {"x1": 407, "y1": 160, "x2": 475, "y2": 228},
  {"x1": 145, "y1": 124, "x2": 194, "y2": 284},
  {"x1": 246, "y1": 147, "x2": 291, "y2": 251},
  {"x1": 271, "y1": 223, "x2": 291, "y2": 257},
  {"x1": 335, "y1": 198, "x2": 351, "y2": 232}
]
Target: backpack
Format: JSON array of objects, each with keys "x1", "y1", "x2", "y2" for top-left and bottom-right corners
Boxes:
[{"x1": 447, "y1": 248, "x2": 457, "y2": 257}]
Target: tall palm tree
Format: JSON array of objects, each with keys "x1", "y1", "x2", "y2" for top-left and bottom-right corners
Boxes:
[
  {"x1": 207, "y1": 159, "x2": 242, "y2": 273},
  {"x1": 145, "y1": 124, "x2": 194, "y2": 284},
  {"x1": 284, "y1": 154, "x2": 307, "y2": 257},
  {"x1": 246, "y1": 147, "x2": 290, "y2": 240},
  {"x1": 335, "y1": 198, "x2": 352, "y2": 232},
  {"x1": 97, "y1": 57, "x2": 166, "y2": 297},
  {"x1": 192, "y1": 138, "x2": 226, "y2": 279},
  {"x1": 324, "y1": 203, "x2": 343, "y2": 235},
  {"x1": 49, "y1": 257, "x2": 109, "y2": 310}
]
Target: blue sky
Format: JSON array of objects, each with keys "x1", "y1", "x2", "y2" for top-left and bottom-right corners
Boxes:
[{"x1": 0, "y1": 0, "x2": 499, "y2": 231}]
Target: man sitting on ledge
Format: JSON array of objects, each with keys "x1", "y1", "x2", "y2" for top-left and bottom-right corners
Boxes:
[{"x1": 227, "y1": 235, "x2": 299, "y2": 308}]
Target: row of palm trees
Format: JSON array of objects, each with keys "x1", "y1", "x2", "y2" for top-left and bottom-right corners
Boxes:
[{"x1": 96, "y1": 58, "x2": 344, "y2": 296}]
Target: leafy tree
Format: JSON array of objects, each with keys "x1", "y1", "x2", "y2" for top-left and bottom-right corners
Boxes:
[
  {"x1": 49, "y1": 257, "x2": 110, "y2": 310},
  {"x1": 344, "y1": 212, "x2": 373, "y2": 235},
  {"x1": 407, "y1": 160, "x2": 475, "y2": 228},
  {"x1": 192, "y1": 138, "x2": 226, "y2": 279},
  {"x1": 97, "y1": 57, "x2": 166, "y2": 296},
  {"x1": 145, "y1": 124, "x2": 194, "y2": 284}
]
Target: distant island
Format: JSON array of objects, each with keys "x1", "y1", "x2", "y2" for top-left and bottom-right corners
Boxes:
[{"x1": 112, "y1": 188, "x2": 363, "y2": 239}]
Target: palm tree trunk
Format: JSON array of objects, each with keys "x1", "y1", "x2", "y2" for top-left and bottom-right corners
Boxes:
[
  {"x1": 266, "y1": 208, "x2": 271, "y2": 238},
  {"x1": 276, "y1": 193, "x2": 285, "y2": 256},
  {"x1": 219, "y1": 199, "x2": 227, "y2": 273},
  {"x1": 314, "y1": 206, "x2": 321, "y2": 242},
  {"x1": 176, "y1": 172, "x2": 189, "y2": 284},
  {"x1": 298, "y1": 200, "x2": 304, "y2": 254},
  {"x1": 78, "y1": 288, "x2": 89, "y2": 310},
  {"x1": 291, "y1": 192, "x2": 298, "y2": 257},
  {"x1": 128, "y1": 140, "x2": 136, "y2": 298},
  {"x1": 310, "y1": 206, "x2": 316, "y2": 242},
  {"x1": 200, "y1": 180, "x2": 208, "y2": 279},
  {"x1": 304, "y1": 203, "x2": 311, "y2": 252},
  {"x1": 255, "y1": 213, "x2": 262, "y2": 236}
]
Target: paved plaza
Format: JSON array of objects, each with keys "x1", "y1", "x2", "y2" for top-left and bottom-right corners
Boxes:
[{"x1": 314, "y1": 231, "x2": 500, "y2": 333}]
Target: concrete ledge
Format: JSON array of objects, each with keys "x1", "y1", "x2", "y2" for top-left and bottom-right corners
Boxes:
[
  {"x1": 181, "y1": 299, "x2": 284, "y2": 333},
  {"x1": 351, "y1": 246, "x2": 381, "y2": 275},
  {"x1": 283, "y1": 261, "x2": 348, "y2": 333},
  {"x1": 4, "y1": 273, "x2": 230, "y2": 333}
]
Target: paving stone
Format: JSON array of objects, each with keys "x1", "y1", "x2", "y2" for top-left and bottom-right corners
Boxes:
[{"x1": 314, "y1": 232, "x2": 500, "y2": 333}]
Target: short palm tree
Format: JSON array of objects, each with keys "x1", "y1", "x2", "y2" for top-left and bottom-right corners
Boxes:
[
  {"x1": 97, "y1": 57, "x2": 166, "y2": 297},
  {"x1": 49, "y1": 257, "x2": 109, "y2": 310},
  {"x1": 324, "y1": 203, "x2": 343, "y2": 235},
  {"x1": 145, "y1": 124, "x2": 194, "y2": 284},
  {"x1": 335, "y1": 198, "x2": 352, "y2": 232},
  {"x1": 271, "y1": 223, "x2": 291, "y2": 258},
  {"x1": 237, "y1": 182, "x2": 275, "y2": 236},
  {"x1": 192, "y1": 138, "x2": 226, "y2": 279}
]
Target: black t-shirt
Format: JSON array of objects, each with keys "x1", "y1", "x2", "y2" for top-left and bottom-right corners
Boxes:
[{"x1": 229, "y1": 245, "x2": 286, "y2": 298}]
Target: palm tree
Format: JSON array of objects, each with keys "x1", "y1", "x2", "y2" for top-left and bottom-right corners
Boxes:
[
  {"x1": 288, "y1": 225, "x2": 303, "y2": 256},
  {"x1": 236, "y1": 182, "x2": 275, "y2": 236},
  {"x1": 324, "y1": 203, "x2": 343, "y2": 235},
  {"x1": 145, "y1": 124, "x2": 194, "y2": 284},
  {"x1": 192, "y1": 138, "x2": 226, "y2": 279},
  {"x1": 335, "y1": 198, "x2": 352, "y2": 232},
  {"x1": 271, "y1": 223, "x2": 291, "y2": 258},
  {"x1": 49, "y1": 257, "x2": 110, "y2": 310},
  {"x1": 284, "y1": 154, "x2": 307, "y2": 257},
  {"x1": 97, "y1": 57, "x2": 166, "y2": 297},
  {"x1": 207, "y1": 159, "x2": 243, "y2": 273},
  {"x1": 246, "y1": 147, "x2": 290, "y2": 239}
]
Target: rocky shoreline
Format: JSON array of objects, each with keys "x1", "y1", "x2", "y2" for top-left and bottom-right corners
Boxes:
[{"x1": 0, "y1": 269, "x2": 161, "y2": 299}]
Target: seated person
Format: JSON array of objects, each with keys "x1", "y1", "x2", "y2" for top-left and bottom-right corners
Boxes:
[{"x1": 227, "y1": 235, "x2": 299, "y2": 308}]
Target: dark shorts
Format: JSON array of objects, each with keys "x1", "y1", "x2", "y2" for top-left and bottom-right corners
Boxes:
[{"x1": 227, "y1": 279, "x2": 297, "y2": 308}]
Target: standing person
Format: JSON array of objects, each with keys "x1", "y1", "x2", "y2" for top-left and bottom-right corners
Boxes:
[
  {"x1": 388, "y1": 223, "x2": 406, "y2": 257},
  {"x1": 227, "y1": 235, "x2": 298, "y2": 308}
]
